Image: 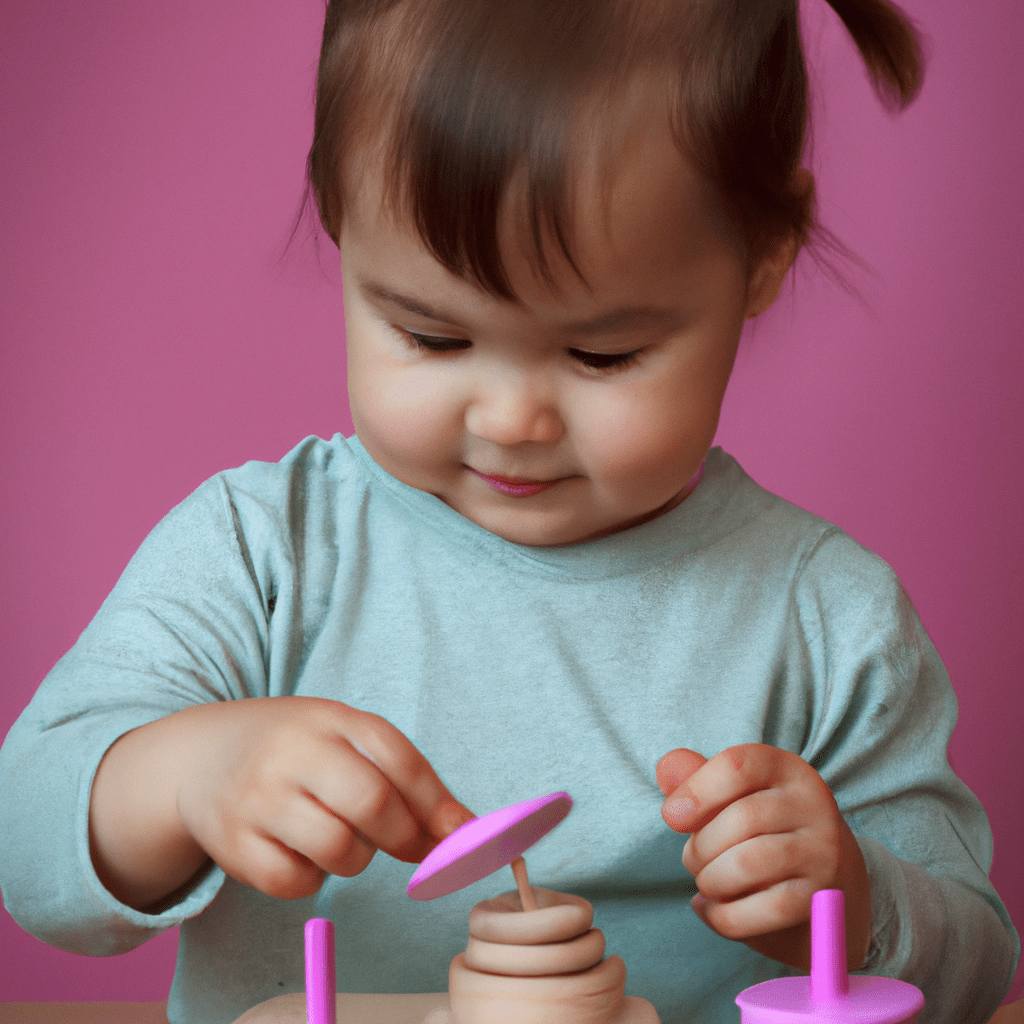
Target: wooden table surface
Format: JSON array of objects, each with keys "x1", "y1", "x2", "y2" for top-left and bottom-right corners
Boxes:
[
  {"x1": 3, "y1": 996, "x2": 1021, "y2": 1024},
  {"x1": 0, "y1": 1005, "x2": 169, "y2": 1023},
  {"x1": 0, "y1": 993, "x2": 449, "y2": 1024}
]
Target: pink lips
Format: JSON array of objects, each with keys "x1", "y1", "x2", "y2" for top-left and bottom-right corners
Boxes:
[{"x1": 469, "y1": 468, "x2": 558, "y2": 497}]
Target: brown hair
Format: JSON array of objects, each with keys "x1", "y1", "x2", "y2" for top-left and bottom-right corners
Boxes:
[{"x1": 304, "y1": 0, "x2": 925, "y2": 304}]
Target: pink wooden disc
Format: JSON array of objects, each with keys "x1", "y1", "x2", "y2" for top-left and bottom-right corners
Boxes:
[{"x1": 407, "y1": 792, "x2": 572, "y2": 901}]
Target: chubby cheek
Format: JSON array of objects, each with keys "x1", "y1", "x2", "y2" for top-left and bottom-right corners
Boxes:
[
  {"x1": 578, "y1": 380, "x2": 721, "y2": 501},
  {"x1": 349, "y1": 359, "x2": 458, "y2": 478}
]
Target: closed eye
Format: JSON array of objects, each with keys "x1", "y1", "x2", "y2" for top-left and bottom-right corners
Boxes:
[
  {"x1": 402, "y1": 330, "x2": 642, "y2": 373},
  {"x1": 404, "y1": 330, "x2": 471, "y2": 353},
  {"x1": 568, "y1": 348, "x2": 642, "y2": 371}
]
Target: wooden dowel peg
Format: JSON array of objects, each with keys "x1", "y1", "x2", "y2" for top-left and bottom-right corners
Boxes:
[{"x1": 511, "y1": 856, "x2": 538, "y2": 911}]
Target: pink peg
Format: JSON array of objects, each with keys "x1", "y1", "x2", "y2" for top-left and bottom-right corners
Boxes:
[
  {"x1": 810, "y1": 889, "x2": 849, "y2": 1003},
  {"x1": 304, "y1": 917, "x2": 336, "y2": 1024}
]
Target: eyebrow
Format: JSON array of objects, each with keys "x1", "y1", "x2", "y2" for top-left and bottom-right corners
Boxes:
[{"x1": 357, "y1": 280, "x2": 684, "y2": 337}]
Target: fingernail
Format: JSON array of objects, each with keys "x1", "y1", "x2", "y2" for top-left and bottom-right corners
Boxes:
[
  {"x1": 667, "y1": 797, "x2": 696, "y2": 821},
  {"x1": 438, "y1": 802, "x2": 473, "y2": 837}
]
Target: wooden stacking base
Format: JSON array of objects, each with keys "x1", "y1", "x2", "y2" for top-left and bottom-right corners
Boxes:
[
  {"x1": 233, "y1": 991, "x2": 448, "y2": 1024},
  {"x1": 234, "y1": 887, "x2": 660, "y2": 1024}
]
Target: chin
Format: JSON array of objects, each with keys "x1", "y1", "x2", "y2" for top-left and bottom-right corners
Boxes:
[{"x1": 473, "y1": 513, "x2": 584, "y2": 548}]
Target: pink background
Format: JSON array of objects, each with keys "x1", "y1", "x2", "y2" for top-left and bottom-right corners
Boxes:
[{"x1": 1, "y1": 0, "x2": 1021, "y2": 1007}]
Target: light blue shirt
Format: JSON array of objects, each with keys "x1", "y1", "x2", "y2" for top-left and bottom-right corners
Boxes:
[{"x1": 0, "y1": 437, "x2": 1017, "y2": 1024}]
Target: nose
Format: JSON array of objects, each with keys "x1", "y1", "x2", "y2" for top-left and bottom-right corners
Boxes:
[{"x1": 464, "y1": 368, "x2": 563, "y2": 446}]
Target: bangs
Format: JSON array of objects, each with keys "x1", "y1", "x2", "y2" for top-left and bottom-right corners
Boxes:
[{"x1": 316, "y1": 0, "x2": 683, "y2": 302}]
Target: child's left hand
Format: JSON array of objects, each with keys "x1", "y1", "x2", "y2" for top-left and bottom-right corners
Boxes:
[{"x1": 656, "y1": 744, "x2": 871, "y2": 973}]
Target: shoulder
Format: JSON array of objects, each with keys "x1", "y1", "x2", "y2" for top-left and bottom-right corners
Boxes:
[
  {"x1": 215, "y1": 433, "x2": 362, "y2": 506},
  {"x1": 118, "y1": 435, "x2": 369, "y2": 590},
  {"x1": 709, "y1": 455, "x2": 950, "y2": 749},
  {"x1": 704, "y1": 448, "x2": 899, "y2": 596},
  {"x1": 166, "y1": 433, "x2": 365, "y2": 536},
  {"x1": 704, "y1": 450, "x2": 917, "y2": 670}
]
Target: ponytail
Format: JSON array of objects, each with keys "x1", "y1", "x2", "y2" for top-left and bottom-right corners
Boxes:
[{"x1": 823, "y1": 0, "x2": 926, "y2": 111}]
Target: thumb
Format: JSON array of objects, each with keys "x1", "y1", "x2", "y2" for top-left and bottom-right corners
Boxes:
[
  {"x1": 427, "y1": 798, "x2": 476, "y2": 843},
  {"x1": 656, "y1": 748, "x2": 708, "y2": 796}
]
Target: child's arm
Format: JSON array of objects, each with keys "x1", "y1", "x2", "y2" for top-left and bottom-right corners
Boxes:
[
  {"x1": 0, "y1": 438, "x2": 473, "y2": 953},
  {"x1": 652, "y1": 530, "x2": 1019, "y2": 1020},
  {"x1": 656, "y1": 744, "x2": 871, "y2": 973},
  {"x1": 89, "y1": 696, "x2": 474, "y2": 911}
]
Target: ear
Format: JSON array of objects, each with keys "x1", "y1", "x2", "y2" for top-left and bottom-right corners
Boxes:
[{"x1": 744, "y1": 168, "x2": 814, "y2": 319}]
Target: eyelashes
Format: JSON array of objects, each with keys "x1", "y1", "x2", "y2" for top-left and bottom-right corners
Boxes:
[
  {"x1": 404, "y1": 331, "x2": 470, "y2": 353},
  {"x1": 401, "y1": 330, "x2": 642, "y2": 373},
  {"x1": 570, "y1": 348, "x2": 641, "y2": 371}
]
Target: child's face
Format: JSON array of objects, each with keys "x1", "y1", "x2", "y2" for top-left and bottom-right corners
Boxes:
[{"x1": 339, "y1": 108, "x2": 791, "y2": 547}]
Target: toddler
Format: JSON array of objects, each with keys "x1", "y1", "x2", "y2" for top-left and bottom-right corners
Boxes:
[{"x1": 0, "y1": 0, "x2": 1018, "y2": 1022}]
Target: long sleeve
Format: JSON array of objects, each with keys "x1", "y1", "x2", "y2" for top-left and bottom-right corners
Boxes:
[
  {"x1": 0, "y1": 468, "x2": 277, "y2": 953},
  {"x1": 790, "y1": 530, "x2": 1019, "y2": 1022},
  {"x1": 857, "y1": 837, "x2": 1016, "y2": 1020}
]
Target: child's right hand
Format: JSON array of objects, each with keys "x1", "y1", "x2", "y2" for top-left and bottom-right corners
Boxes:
[{"x1": 89, "y1": 697, "x2": 474, "y2": 910}]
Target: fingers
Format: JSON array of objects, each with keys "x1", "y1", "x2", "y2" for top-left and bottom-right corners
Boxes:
[
  {"x1": 260, "y1": 706, "x2": 473, "y2": 876},
  {"x1": 675, "y1": 746, "x2": 841, "y2": 891},
  {"x1": 656, "y1": 748, "x2": 708, "y2": 796},
  {"x1": 302, "y1": 743, "x2": 430, "y2": 865},
  {"x1": 680, "y1": 783, "x2": 835, "y2": 876},
  {"x1": 691, "y1": 877, "x2": 816, "y2": 941},
  {"x1": 662, "y1": 744, "x2": 807, "y2": 834},
  {"x1": 685, "y1": 829, "x2": 819, "y2": 903},
  {"x1": 658, "y1": 748, "x2": 708, "y2": 834},
  {"x1": 177, "y1": 697, "x2": 474, "y2": 901},
  {"x1": 657, "y1": 742, "x2": 857, "y2": 963},
  {"x1": 259, "y1": 782, "x2": 381, "y2": 878},
  {"x1": 184, "y1": 785, "x2": 332, "y2": 901},
  {"x1": 658, "y1": 742, "x2": 870, "y2": 970},
  {"x1": 322, "y1": 708, "x2": 475, "y2": 854},
  {"x1": 226, "y1": 828, "x2": 329, "y2": 901}
]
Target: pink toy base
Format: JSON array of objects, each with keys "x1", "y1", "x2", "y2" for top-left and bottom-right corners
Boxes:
[
  {"x1": 734, "y1": 891, "x2": 925, "y2": 1024},
  {"x1": 735, "y1": 975, "x2": 923, "y2": 1024}
]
